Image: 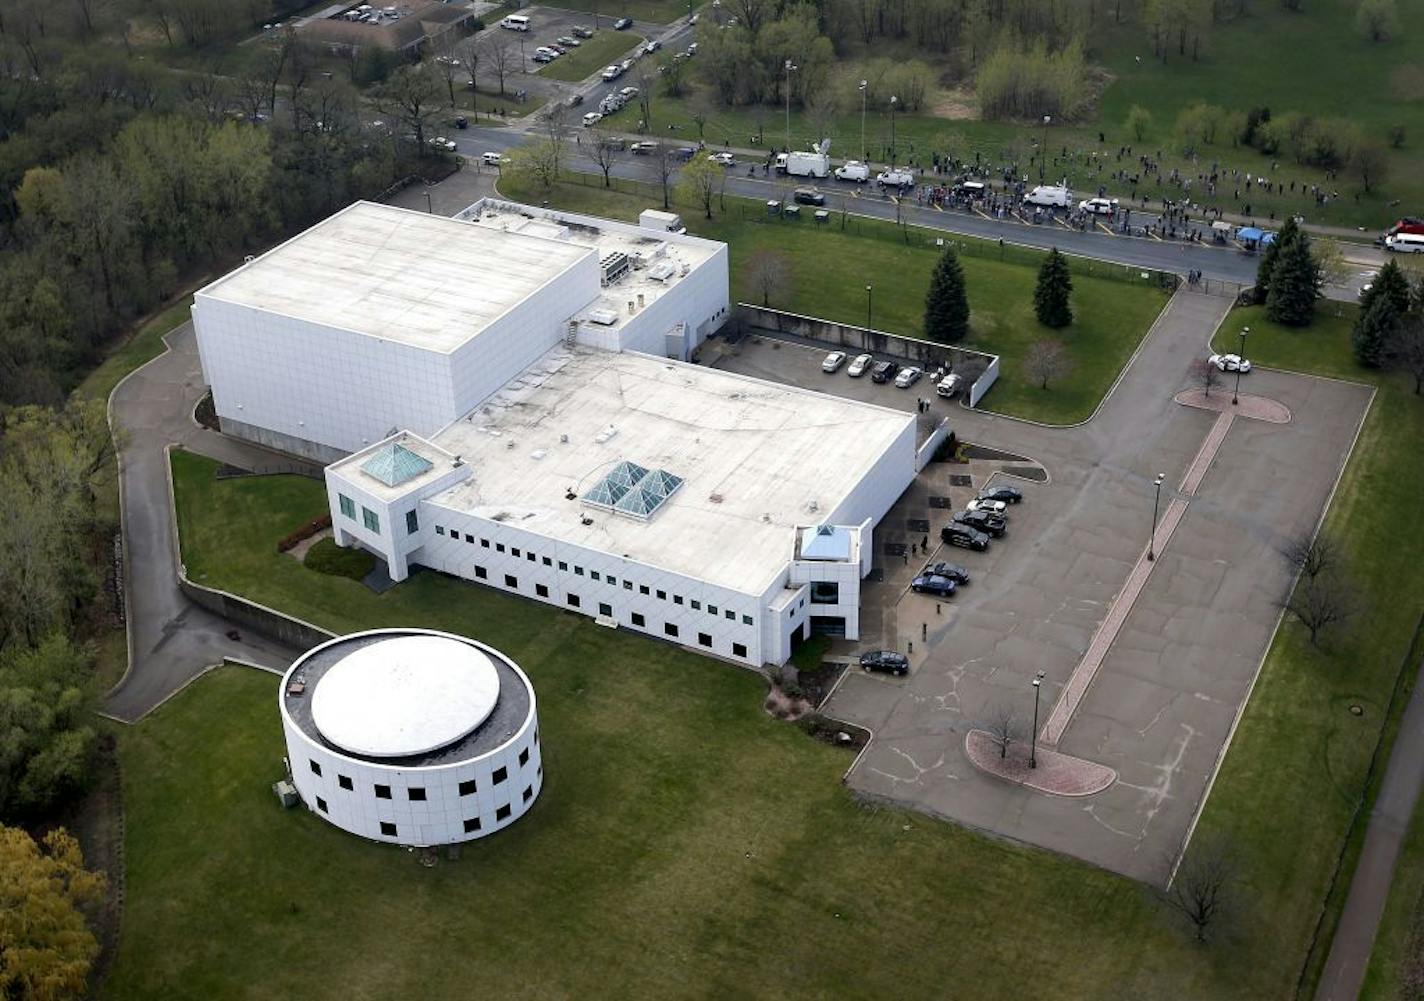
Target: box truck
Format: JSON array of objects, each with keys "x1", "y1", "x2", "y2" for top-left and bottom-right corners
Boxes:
[
  {"x1": 775, "y1": 139, "x2": 832, "y2": 179},
  {"x1": 639, "y1": 209, "x2": 686, "y2": 234}
]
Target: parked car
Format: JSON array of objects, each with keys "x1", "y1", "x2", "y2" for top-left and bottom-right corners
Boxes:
[
  {"x1": 978, "y1": 484, "x2": 1023, "y2": 505},
  {"x1": 535, "y1": 45, "x2": 560, "y2": 58},
  {"x1": 630, "y1": 140, "x2": 658, "y2": 154},
  {"x1": 834, "y1": 160, "x2": 870, "y2": 183},
  {"x1": 572, "y1": 24, "x2": 594, "y2": 37},
  {"x1": 935, "y1": 373, "x2": 963, "y2": 398},
  {"x1": 859, "y1": 650, "x2": 909, "y2": 676},
  {"x1": 953, "y1": 179, "x2": 987, "y2": 198},
  {"x1": 582, "y1": 111, "x2": 603, "y2": 127},
  {"x1": 620, "y1": 58, "x2": 634, "y2": 71},
  {"x1": 941, "y1": 523, "x2": 990, "y2": 551},
  {"x1": 545, "y1": 42, "x2": 566, "y2": 54},
  {"x1": 532, "y1": 51, "x2": 553, "y2": 63},
  {"x1": 619, "y1": 85, "x2": 640, "y2": 99},
  {"x1": 952, "y1": 510, "x2": 1006, "y2": 538},
  {"x1": 894, "y1": 366, "x2": 923, "y2": 389},
  {"x1": 428, "y1": 136, "x2": 456, "y2": 151},
  {"x1": 822, "y1": 351, "x2": 847, "y2": 373},
  {"x1": 556, "y1": 34, "x2": 580, "y2": 46},
  {"x1": 613, "y1": 16, "x2": 632, "y2": 28},
  {"x1": 870, "y1": 360, "x2": 899, "y2": 383},
  {"x1": 686, "y1": 41, "x2": 698, "y2": 54},
  {"x1": 601, "y1": 64, "x2": 622, "y2": 81},
  {"x1": 673, "y1": 146, "x2": 697, "y2": 160},
  {"x1": 708, "y1": 151, "x2": 736, "y2": 166},
  {"x1": 923, "y1": 561, "x2": 971, "y2": 584},
  {"x1": 565, "y1": 93, "x2": 584, "y2": 107},
  {"x1": 644, "y1": 39, "x2": 662, "y2": 53},
  {"x1": 452, "y1": 115, "x2": 468, "y2": 129},
  {"x1": 480, "y1": 151, "x2": 507, "y2": 166},
  {"x1": 1079, "y1": 196, "x2": 1118, "y2": 215},
  {"x1": 1208, "y1": 352, "x2": 1252, "y2": 373},
  {"x1": 911, "y1": 574, "x2": 958, "y2": 597},
  {"x1": 847, "y1": 353, "x2": 874, "y2": 377},
  {"x1": 793, "y1": 187, "x2": 826, "y2": 206},
  {"x1": 965, "y1": 497, "x2": 1008, "y2": 517}
]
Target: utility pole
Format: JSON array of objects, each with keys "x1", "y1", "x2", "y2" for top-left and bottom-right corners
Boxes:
[
  {"x1": 1148, "y1": 472, "x2": 1165, "y2": 561},
  {"x1": 1030, "y1": 671, "x2": 1045, "y2": 768},
  {"x1": 859, "y1": 79, "x2": 867, "y2": 162},
  {"x1": 783, "y1": 59, "x2": 797, "y2": 154}
]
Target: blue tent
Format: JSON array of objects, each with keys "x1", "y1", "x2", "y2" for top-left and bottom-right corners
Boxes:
[{"x1": 1237, "y1": 226, "x2": 1264, "y2": 242}]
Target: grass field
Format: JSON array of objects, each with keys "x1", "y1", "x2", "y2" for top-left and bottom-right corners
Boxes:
[
  {"x1": 537, "y1": 30, "x2": 645, "y2": 83},
  {"x1": 1363, "y1": 777, "x2": 1424, "y2": 998},
  {"x1": 499, "y1": 174, "x2": 1168, "y2": 423}
]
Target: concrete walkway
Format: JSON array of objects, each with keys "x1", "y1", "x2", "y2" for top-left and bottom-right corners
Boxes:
[{"x1": 1316, "y1": 656, "x2": 1424, "y2": 1000}]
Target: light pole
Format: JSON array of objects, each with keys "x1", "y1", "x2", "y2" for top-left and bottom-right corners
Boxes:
[
  {"x1": 1030, "y1": 670, "x2": 1046, "y2": 768},
  {"x1": 865, "y1": 284, "x2": 873, "y2": 328},
  {"x1": 423, "y1": 187, "x2": 433, "y2": 213},
  {"x1": 1040, "y1": 114, "x2": 1051, "y2": 180},
  {"x1": 1232, "y1": 325, "x2": 1250, "y2": 405},
  {"x1": 519, "y1": 35, "x2": 526, "y2": 73},
  {"x1": 1147, "y1": 471, "x2": 1165, "y2": 561},
  {"x1": 858, "y1": 79, "x2": 868, "y2": 162},
  {"x1": 889, "y1": 95, "x2": 899, "y2": 165},
  {"x1": 783, "y1": 59, "x2": 798, "y2": 154}
]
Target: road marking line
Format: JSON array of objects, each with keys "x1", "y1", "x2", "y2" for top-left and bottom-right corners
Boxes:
[
  {"x1": 890, "y1": 194, "x2": 900, "y2": 204},
  {"x1": 1097, "y1": 221, "x2": 1116, "y2": 237},
  {"x1": 973, "y1": 207, "x2": 991, "y2": 220},
  {"x1": 1149, "y1": 230, "x2": 1164, "y2": 241},
  {"x1": 932, "y1": 202, "x2": 943, "y2": 212}
]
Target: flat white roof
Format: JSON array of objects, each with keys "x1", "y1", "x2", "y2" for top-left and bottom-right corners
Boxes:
[
  {"x1": 196, "y1": 201, "x2": 592, "y2": 352},
  {"x1": 310, "y1": 634, "x2": 501, "y2": 758},
  {"x1": 425, "y1": 348, "x2": 912, "y2": 593}
]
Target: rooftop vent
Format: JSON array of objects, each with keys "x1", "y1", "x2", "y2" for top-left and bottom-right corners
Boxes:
[
  {"x1": 588, "y1": 309, "x2": 619, "y2": 326},
  {"x1": 593, "y1": 425, "x2": 618, "y2": 444},
  {"x1": 648, "y1": 261, "x2": 676, "y2": 282},
  {"x1": 600, "y1": 251, "x2": 631, "y2": 286}
]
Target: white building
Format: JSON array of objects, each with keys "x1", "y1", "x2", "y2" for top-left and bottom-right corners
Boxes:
[
  {"x1": 197, "y1": 198, "x2": 918, "y2": 667},
  {"x1": 280, "y1": 628, "x2": 541, "y2": 846}
]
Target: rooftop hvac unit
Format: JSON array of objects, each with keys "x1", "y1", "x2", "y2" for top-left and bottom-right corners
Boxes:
[
  {"x1": 600, "y1": 251, "x2": 631, "y2": 286},
  {"x1": 647, "y1": 261, "x2": 676, "y2": 282},
  {"x1": 588, "y1": 309, "x2": 619, "y2": 326},
  {"x1": 593, "y1": 425, "x2": 618, "y2": 444}
]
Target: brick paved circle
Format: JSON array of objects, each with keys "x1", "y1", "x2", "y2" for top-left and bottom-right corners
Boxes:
[{"x1": 1174, "y1": 387, "x2": 1291, "y2": 423}]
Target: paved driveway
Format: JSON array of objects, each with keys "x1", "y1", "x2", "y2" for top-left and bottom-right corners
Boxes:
[{"x1": 717, "y1": 292, "x2": 1373, "y2": 881}]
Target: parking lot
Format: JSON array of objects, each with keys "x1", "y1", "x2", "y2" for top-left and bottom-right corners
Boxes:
[{"x1": 707, "y1": 294, "x2": 1374, "y2": 882}]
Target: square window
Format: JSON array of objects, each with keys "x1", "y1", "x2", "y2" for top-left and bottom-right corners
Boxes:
[
  {"x1": 599, "y1": 602, "x2": 612, "y2": 616},
  {"x1": 537, "y1": 764, "x2": 543, "y2": 777},
  {"x1": 408, "y1": 787, "x2": 426, "y2": 801},
  {"x1": 380, "y1": 821, "x2": 397, "y2": 836},
  {"x1": 338, "y1": 774, "x2": 353, "y2": 791},
  {"x1": 698, "y1": 632, "x2": 712, "y2": 647},
  {"x1": 466, "y1": 533, "x2": 475, "y2": 543},
  {"x1": 631, "y1": 612, "x2": 645, "y2": 627},
  {"x1": 435, "y1": 525, "x2": 445, "y2": 536},
  {"x1": 496, "y1": 543, "x2": 505, "y2": 553},
  {"x1": 459, "y1": 779, "x2": 477, "y2": 796},
  {"x1": 656, "y1": 589, "x2": 666, "y2": 600},
  {"x1": 708, "y1": 604, "x2": 718, "y2": 616},
  {"x1": 481, "y1": 538, "x2": 490, "y2": 548},
  {"x1": 536, "y1": 584, "x2": 549, "y2": 598},
  {"x1": 664, "y1": 623, "x2": 679, "y2": 638},
  {"x1": 512, "y1": 547, "x2": 521, "y2": 557},
  {"x1": 309, "y1": 759, "x2": 322, "y2": 776},
  {"x1": 673, "y1": 595, "x2": 684, "y2": 605},
  {"x1": 522, "y1": 786, "x2": 533, "y2": 803},
  {"x1": 474, "y1": 565, "x2": 487, "y2": 579},
  {"x1": 607, "y1": 575, "x2": 617, "y2": 586},
  {"x1": 519, "y1": 747, "x2": 530, "y2": 767},
  {"x1": 504, "y1": 574, "x2": 518, "y2": 588},
  {"x1": 374, "y1": 784, "x2": 391, "y2": 799},
  {"x1": 743, "y1": 614, "x2": 754, "y2": 625},
  {"x1": 591, "y1": 570, "x2": 601, "y2": 581},
  {"x1": 362, "y1": 507, "x2": 380, "y2": 533},
  {"x1": 543, "y1": 557, "x2": 552, "y2": 566},
  {"x1": 316, "y1": 796, "x2": 328, "y2": 813},
  {"x1": 406, "y1": 511, "x2": 419, "y2": 534},
  {"x1": 574, "y1": 566, "x2": 584, "y2": 576},
  {"x1": 567, "y1": 593, "x2": 580, "y2": 608},
  {"x1": 559, "y1": 561, "x2": 569, "y2": 571},
  {"x1": 463, "y1": 817, "x2": 481, "y2": 833},
  {"x1": 496, "y1": 804, "x2": 511, "y2": 821},
  {"x1": 725, "y1": 610, "x2": 735, "y2": 620},
  {"x1": 338, "y1": 494, "x2": 355, "y2": 519},
  {"x1": 733, "y1": 642, "x2": 747, "y2": 658},
  {"x1": 691, "y1": 600, "x2": 701, "y2": 610},
  {"x1": 624, "y1": 580, "x2": 633, "y2": 591},
  {"x1": 527, "y1": 551, "x2": 536, "y2": 562},
  {"x1": 492, "y1": 767, "x2": 508, "y2": 785},
  {"x1": 639, "y1": 585, "x2": 650, "y2": 595}
]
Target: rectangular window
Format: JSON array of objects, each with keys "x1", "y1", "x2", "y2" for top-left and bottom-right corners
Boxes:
[
  {"x1": 463, "y1": 817, "x2": 481, "y2": 833},
  {"x1": 496, "y1": 543, "x2": 505, "y2": 553},
  {"x1": 518, "y1": 747, "x2": 530, "y2": 767},
  {"x1": 725, "y1": 610, "x2": 735, "y2": 620},
  {"x1": 607, "y1": 575, "x2": 617, "y2": 586},
  {"x1": 574, "y1": 566, "x2": 584, "y2": 576},
  {"x1": 591, "y1": 570, "x2": 601, "y2": 581},
  {"x1": 522, "y1": 786, "x2": 533, "y2": 803},
  {"x1": 435, "y1": 525, "x2": 445, "y2": 536},
  {"x1": 408, "y1": 787, "x2": 426, "y2": 801},
  {"x1": 492, "y1": 767, "x2": 508, "y2": 785},
  {"x1": 698, "y1": 632, "x2": 712, "y2": 647},
  {"x1": 567, "y1": 593, "x2": 580, "y2": 608},
  {"x1": 743, "y1": 614, "x2": 754, "y2": 625},
  {"x1": 374, "y1": 784, "x2": 392, "y2": 799},
  {"x1": 380, "y1": 821, "x2": 397, "y2": 836},
  {"x1": 459, "y1": 779, "x2": 477, "y2": 796},
  {"x1": 465, "y1": 533, "x2": 475, "y2": 544},
  {"x1": 733, "y1": 642, "x2": 748, "y2": 658},
  {"x1": 656, "y1": 589, "x2": 666, "y2": 600},
  {"x1": 338, "y1": 774, "x2": 353, "y2": 791},
  {"x1": 504, "y1": 574, "x2": 518, "y2": 589},
  {"x1": 512, "y1": 547, "x2": 521, "y2": 557},
  {"x1": 810, "y1": 582, "x2": 840, "y2": 605},
  {"x1": 708, "y1": 604, "x2": 718, "y2": 616},
  {"x1": 631, "y1": 612, "x2": 645, "y2": 627},
  {"x1": 338, "y1": 494, "x2": 355, "y2": 519},
  {"x1": 535, "y1": 584, "x2": 549, "y2": 598},
  {"x1": 496, "y1": 804, "x2": 511, "y2": 821},
  {"x1": 362, "y1": 507, "x2": 380, "y2": 533},
  {"x1": 309, "y1": 759, "x2": 322, "y2": 777},
  {"x1": 474, "y1": 565, "x2": 487, "y2": 579},
  {"x1": 527, "y1": 551, "x2": 536, "y2": 562},
  {"x1": 542, "y1": 557, "x2": 552, "y2": 566},
  {"x1": 691, "y1": 600, "x2": 701, "y2": 610},
  {"x1": 664, "y1": 623, "x2": 679, "y2": 638},
  {"x1": 599, "y1": 602, "x2": 612, "y2": 617},
  {"x1": 481, "y1": 538, "x2": 490, "y2": 548},
  {"x1": 673, "y1": 595, "x2": 684, "y2": 605},
  {"x1": 559, "y1": 561, "x2": 568, "y2": 571},
  {"x1": 624, "y1": 580, "x2": 633, "y2": 591},
  {"x1": 316, "y1": 796, "x2": 328, "y2": 813},
  {"x1": 406, "y1": 510, "x2": 419, "y2": 535}
]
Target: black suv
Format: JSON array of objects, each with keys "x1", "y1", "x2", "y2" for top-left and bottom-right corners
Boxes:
[
  {"x1": 793, "y1": 187, "x2": 826, "y2": 206},
  {"x1": 953, "y1": 509, "x2": 1007, "y2": 538},
  {"x1": 870, "y1": 360, "x2": 899, "y2": 383},
  {"x1": 978, "y1": 484, "x2": 1023, "y2": 504},
  {"x1": 860, "y1": 650, "x2": 910, "y2": 676},
  {"x1": 923, "y1": 561, "x2": 971, "y2": 584},
  {"x1": 941, "y1": 523, "x2": 990, "y2": 551}
]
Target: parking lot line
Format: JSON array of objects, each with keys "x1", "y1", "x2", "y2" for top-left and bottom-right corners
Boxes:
[{"x1": 1096, "y1": 221, "x2": 1116, "y2": 237}]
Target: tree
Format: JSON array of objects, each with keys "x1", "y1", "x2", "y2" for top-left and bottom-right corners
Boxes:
[
  {"x1": 505, "y1": 137, "x2": 561, "y2": 190},
  {"x1": 1190, "y1": 357, "x2": 1222, "y2": 397},
  {"x1": 1390, "y1": 315, "x2": 1424, "y2": 394},
  {"x1": 1034, "y1": 248, "x2": 1073, "y2": 328},
  {"x1": 0, "y1": 825, "x2": 105, "y2": 1000},
  {"x1": 1279, "y1": 531, "x2": 1339, "y2": 583},
  {"x1": 983, "y1": 703, "x2": 1020, "y2": 759},
  {"x1": 1355, "y1": 0, "x2": 1399, "y2": 41},
  {"x1": 1264, "y1": 223, "x2": 1321, "y2": 327},
  {"x1": 1359, "y1": 259, "x2": 1412, "y2": 317},
  {"x1": 1253, "y1": 215, "x2": 1291, "y2": 303},
  {"x1": 1313, "y1": 238, "x2": 1349, "y2": 290},
  {"x1": 479, "y1": 31, "x2": 516, "y2": 96},
  {"x1": 0, "y1": 634, "x2": 98, "y2": 819},
  {"x1": 589, "y1": 128, "x2": 624, "y2": 188},
  {"x1": 678, "y1": 155, "x2": 722, "y2": 220},
  {"x1": 372, "y1": 63, "x2": 443, "y2": 153},
  {"x1": 1126, "y1": 104, "x2": 1153, "y2": 142},
  {"x1": 455, "y1": 36, "x2": 481, "y2": 119},
  {"x1": 1352, "y1": 292, "x2": 1402, "y2": 367},
  {"x1": 1284, "y1": 571, "x2": 1356, "y2": 646},
  {"x1": 1163, "y1": 836, "x2": 1237, "y2": 943},
  {"x1": 1350, "y1": 137, "x2": 1388, "y2": 193},
  {"x1": 433, "y1": 54, "x2": 461, "y2": 109},
  {"x1": 745, "y1": 248, "x2": 791, "y2": 307},
  {"x1": 653, "y1": 141, "x2": 676, "y2": 210},
  {"x1": 923, "y1": 246, "x2": 970, "y2": 344},
  {"x1": 1025, "y1": 338, "x2": 1073, "y2": 389}
]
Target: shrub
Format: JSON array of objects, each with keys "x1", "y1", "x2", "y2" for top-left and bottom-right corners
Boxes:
[
  {"x1": 276, "y1": 513, "x2": 332, "y2": 553},
  {"x1": 303, "y1": 537, "x2": 375, "y2": 581}
]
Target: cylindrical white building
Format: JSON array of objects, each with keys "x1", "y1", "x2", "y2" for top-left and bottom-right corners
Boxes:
[{"x1": 279, "y1": 628, "x2": 542, "y2": 845}]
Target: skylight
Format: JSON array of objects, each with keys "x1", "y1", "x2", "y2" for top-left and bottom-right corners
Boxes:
[
  {"x1": 583, "y1": 462, "x2": 683, "y2": 520},
  {"x1": 361, "y1": 442, "x2": 434, "y2": 487}
]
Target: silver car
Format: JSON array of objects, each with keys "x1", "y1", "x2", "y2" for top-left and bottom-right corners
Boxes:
[
  {"x1": 846, "y1": 353, "x2": 874, "y2": 377},
  {"x1": 822, "y1": 351, "x2": 846, "y2": 373}
]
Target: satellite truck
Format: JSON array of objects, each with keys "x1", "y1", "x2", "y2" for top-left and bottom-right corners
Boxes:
[
  {"x1": 1022, "y1": 182, "x2": 1072, "y2": 208},
  {"x1": 775, "y1": 138, "x2": 832, "y2": 179}
]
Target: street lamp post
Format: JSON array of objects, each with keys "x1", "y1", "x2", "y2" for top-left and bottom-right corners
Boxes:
[
  {"x1": 865, "y1": 284, "x2": 873, "y2": 328},
  {"x1": 784, "y1": 59, "x2": 798, "y2": 154},
  {"x1": 423, "y1": 187, "x2": 433, "y2": 213},
  {"x1": 1030, "y1": 671, "x2": 1046, "y2": 768},
  {"x1": 1147, "y1": 471, "x2": 1166, "y2": 561},
  {"x1": 1040, "y1": 114, "x2": 1051, "y2": 180},
  {"x1": 889, "y1": 95, "x2": 899, "y2": 165},
  {"x1": 858, "y1": 79, "x2": 868, "y2": 163},
  {"x1": 1232, "y1": 325, "x2": 1250, "y2": 405},
  {"x1": 519, "y1": 36, "x2": 526, "y2": 73}
]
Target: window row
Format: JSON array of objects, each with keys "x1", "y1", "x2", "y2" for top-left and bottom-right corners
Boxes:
[
  {"x1": 310, "y1": 756, "x2": 536, "y2": 798},
  {"x1": 332, "y1": 793, "x2": 534, "y2": 838},
  {"x1": 337, "y1": 493, "x2": 382, "y2": 535}
]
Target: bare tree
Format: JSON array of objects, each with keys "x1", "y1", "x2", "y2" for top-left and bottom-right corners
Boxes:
[
  {"x1": 678, "y1": 155, "x2": 721, "y2": 219},
  {"x1": 1189, "y1": 357, "x2": 1221, "y2": 398},
  {"x1": 634, "y1": 65, "x2": 655, "y2": 133},
  {"x1": 1279, "y1": 531, "x2": 1338, "y2": 583},
  {"x1": 1025, "y1": 338, "x2": 1073, "y2": 390},
  {"x1": 544, "y1": 104, "x2": 570, "y2": 178},
  {"x1": 1284, "y1": 572, "x2": 1356, "y2": 647},
  {"x1": 373, "y1": 62, "x2": 443, "y2": 153},
  {"x1": 589, "y1": 128, "x2": 624, "y2": 187},
  {"x1": 480, "y1": 31, "x2": 516, "y2": 96},
  {"x1": 456, "y1": 35, "x2": 481, "y2": 119},
  {"x1": 745, "y1": 248, "x2": 791, "y2": 307},
  {"x1": 182, "y1": 67, "x2": 230, "y2": 123},
  {"x1": 804, "y1": 88, "x2": 840, "y2": 146},
  {"x1": 653, "y1": 141, "x2": 675, "y2": 210},
  {"x1": 1163, "y1": 836, "x2": 1237, "y2": 943},
  {"x1": 982, "y1": 703, "x2": 1020, "y2": 759},
  {"x1": 507, "y1": 136, "x2": 561, "y2": 190},
  {"x1": 433, "y1": 53, "x2": 461, "y2": 108},
  {"x1": 689, "y1": 95, "x2": 711, "y2": 141},
  {"x1": 232, "y1": 71, "x2": 268, "y2": 123}
]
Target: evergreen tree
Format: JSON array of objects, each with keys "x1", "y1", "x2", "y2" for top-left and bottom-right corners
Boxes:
[
  {"x1": 1264, "y1": 223, "x2": 1320, "y2": 327},
  {"x1": 1034, "y1": 248, "x2": 1073, "y2": 328},
  {"x1": 1352, "y1": 292, "x2": 1401, "y2": 368},
  {"x1": 1253, "y1": 219, "x2": 1289, "y2": 304},
  {"x1": 923, "y1": 246, "x2": 970, "y2": 343},
  {"x1": 1359, "y1": 258, "x2": 1412, "y2": 318}
]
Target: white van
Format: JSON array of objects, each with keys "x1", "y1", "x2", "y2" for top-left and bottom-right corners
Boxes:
[
  {"x1": 500, "y1": 14, "x2": 530, "y2": 30},
  {"x1": 1023, "y1": 184, "x2": 1072, "y2": 208},
  {"x1": 834, "y1": 160, "x2": 870, "y2": 183},
  {"x1": 1385, "y1": 233, "x2": 1424, "y2": 253}
]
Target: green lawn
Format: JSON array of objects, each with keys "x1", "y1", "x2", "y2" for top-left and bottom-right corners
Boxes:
[
  {"x1": 537, "y1": 30, "x2": 645, "y2": 83},
  {"x1": 76, "y1": 296, "x2": 193, "y2": 402},
  {"x1": 1363, "y1": 769, "x2": 1424, "y2": 999},
  {"x1": 500, "y1": 174, "x2": 1168, "y2": 423}
]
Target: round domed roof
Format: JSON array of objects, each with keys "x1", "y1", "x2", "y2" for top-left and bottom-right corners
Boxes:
[{"x1": 310, "y1": 634, "x2": 501, "y2": 758}]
